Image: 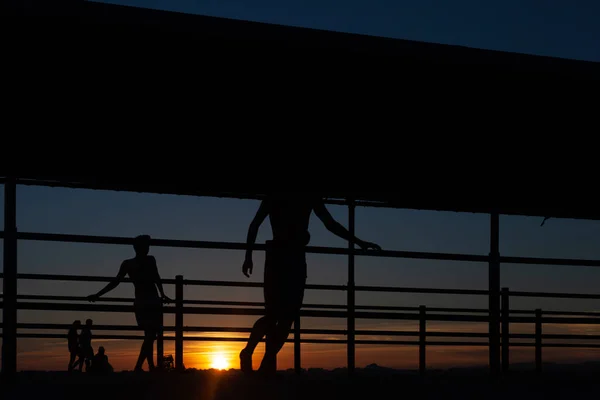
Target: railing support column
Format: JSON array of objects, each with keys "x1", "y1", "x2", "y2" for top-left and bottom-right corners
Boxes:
[
  {"x1": 535, "y1": 309, "x2": 542, "y2": 373},
  {"x1": 419, "y1": 305, "x2": 426, "y2": 376},
  {"x1": 489, "y1": 212, "x2": 501, "y2": 376},
  {"x1": 501, "y1": 287, "x2": 510, "y2": 373},
  {"x1": 347, "y1": 199, "x2": 356, "y2": 376},
  {"x1": 157, "y1": 319, "x2": 164, "y2": 369},
  {"x1": 2, "y1": 177, "x2": 18, "y2": 377},
  {"x1": 294, "y1": 315, "x2": 301, "y2": 374},
  {"x1": 175, "y1": 275, "x2": 184, "y2": 371}
]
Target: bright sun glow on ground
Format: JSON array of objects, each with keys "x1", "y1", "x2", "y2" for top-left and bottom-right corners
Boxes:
[{"x1": 210, "y1": 354, "x2": 229, "y2": 370}]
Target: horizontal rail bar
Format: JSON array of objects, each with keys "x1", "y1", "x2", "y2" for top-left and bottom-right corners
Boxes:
[
  {"x1": 11, "y1": 302, "x2": 485, "y2": 322},
  {"x1": 6, "y1": 323, "x2": 600, "y2": 342},
  {"x1": 15, "y1": 231, "x2": 490, "y2": 262},
  {"x1": 185, "y1": 279, "x2": 347, "y2": 292},
  {"x1": 0, "y1": 294, "x2": 489, "y2": 313},
  {"x1": 509, "y1": 290, "x2": 600, "y2": 300},
  {"x1": 4, "y1": 273, "x2": 178, "y2": 285},
  {"x1": 5, "y1": 333, "x2": 600, "y2": 349},
  {"x1": 5, "y1": 333, "x2": 345, "y2": 344},
  {"x1": 500, "y1": 255, "x2": 600, "y2": 268},
  {"x1": 0, "y1": 323, "x2": 479, "y2": 339},
  {"x1": 510, "y1": 333, "x2": 600, "y2": 340},
  {"x1": 10, "y1": 301, "x2": 600, "y2": 324},
  {"x1": 355, "y1": 285, "x2": 488, "y2": 296},
  {"x1": 5, "y1": 230, "x2": 600, "y2": 267},
  {"x1": 5, "y1": 293, "x2": 599, "y2": 317},
  {"x1": 5, "y1": 273, "x2": 599, "y2": 301}
]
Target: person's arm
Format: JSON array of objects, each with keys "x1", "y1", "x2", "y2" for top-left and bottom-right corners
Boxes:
[
  {"x1": 150, "y1": 256, "x2": 172, "y2": 303},
  {"x1": 313, "y1": 199, "x2": 382, "y2": 250},
  {"x1": 242, "y1": 199, "x2": 270, "y2": 277},
  {"x1": 88, "y1": 261, "x2": 127, "y2": 302}
]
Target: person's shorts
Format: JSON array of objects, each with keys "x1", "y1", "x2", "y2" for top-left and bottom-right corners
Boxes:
[
  {"x1": 134, "y1": 298, "x2": 163, "y2": 333},
  {"x1": 263, "y1": 240, "x2": 307, "y2": 320},
  {"x1": 79, "y1": 346, "x2": 94, "y2": 359}
]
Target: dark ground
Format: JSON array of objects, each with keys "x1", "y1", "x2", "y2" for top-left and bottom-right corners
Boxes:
[{"x1": 2, "y1": 364, "x2": 599, "y2": 400}]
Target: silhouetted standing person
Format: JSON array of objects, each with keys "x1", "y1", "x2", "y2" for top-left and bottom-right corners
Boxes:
[
  {"x1": 67, "y1": 320, "x2": 81, "y2": 372},
  {"x1": 78, "y1": 319, "x2": 94, "y2": 371},
  {"x1": 239, "y1": 193, "x2": 381, "y2": 376},
  {"x1": 87, "y1": 235, "x2": 172, "y2": 372}
]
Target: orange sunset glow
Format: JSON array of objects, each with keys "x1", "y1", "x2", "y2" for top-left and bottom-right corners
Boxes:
[{"x1": 15, "y1": 321, "x2": 600, "y2": 372}]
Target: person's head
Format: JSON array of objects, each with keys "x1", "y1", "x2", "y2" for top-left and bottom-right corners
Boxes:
[
  {"x1": 73, "y1": 320, "x2": 81, "y2": 328},
  {"x1": 133, "y1": 234, "x2": 151, "y2": 256},
  {"x1": 98, "y1": 346, "x2": 105, "y2": 355},
  {"x1": 86, "y1": 319, "x2": 93, "y2": 327}
]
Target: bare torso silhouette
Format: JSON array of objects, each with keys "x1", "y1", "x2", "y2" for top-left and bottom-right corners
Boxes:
[
  {"x1": 79, "y1": 328, "x2": 92, "y2": 348},
  {"x1": 67, "y1": 327, "x2": 78, "y2": 352},
  {"x1": 122, "y1": 256, "x2": 160, "y2": 305},
  {"x1": 267, "y1": 194, "x2": 319, "y2": 246}
]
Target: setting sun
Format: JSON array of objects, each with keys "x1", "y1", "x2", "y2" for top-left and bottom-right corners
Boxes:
[{"x1": 210, "y1": 354, "x2": 229, "y2": 370}]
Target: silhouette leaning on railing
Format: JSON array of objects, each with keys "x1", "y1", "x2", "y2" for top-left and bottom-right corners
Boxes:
[
  {"x1": 239, "y1": 193, "x2": 382, "y2": 376},
  {"x1": 87, "y1": 235, "x2": 173, "y2": 372}
]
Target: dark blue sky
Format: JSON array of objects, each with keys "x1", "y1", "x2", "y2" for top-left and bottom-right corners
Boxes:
[{"x1": 93, "y1": 0, "x2": 600, "y2": 62}]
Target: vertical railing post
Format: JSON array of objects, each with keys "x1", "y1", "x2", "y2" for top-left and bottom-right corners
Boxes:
[
  {"x1": 535, "y1": 309, "x2": 542, "y2": 373},
  {"x1": 294, "y1": 315, "x2": 301, "y2": 374},
  {"x1": 157, "y1": 314, "x2": 164, "y2": 370},
  {"x1": 347, "y1": 198, "x2": 356, "y2": 376},
  {"x1": 489, "y1": 212, "x2": 501, "y2": 376},
  {"x1": 2, "y1": 177, "x2": 18, "y2": 377},
  {"x1": 175, "y1": 275, "x2": 184, "y2": 371},
  {"x1": 419, "y1": 305, "x2": 426, "y2": 376},
  {"x1": 501, "y1": 288, "x2": 510, "y2": 373}
]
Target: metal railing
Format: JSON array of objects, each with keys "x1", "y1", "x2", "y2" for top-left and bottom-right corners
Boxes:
[
  {"x1": 1, "y1": 179, "x2": 600, "y2": 376},
  {"x1": 1, "y1": 271, "x2": 599, "y2": 374}
]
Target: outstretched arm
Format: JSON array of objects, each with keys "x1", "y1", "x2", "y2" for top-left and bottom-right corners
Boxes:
[
  {"x1": 313, "y1": 200, "x2": 382, "y2": 250},
  {"x1": 88, "y1": 261, "x2": 127, "y2": 301},
  {"x1": 150, "y1": 256, "x2": 172, "y2": 303},
  {"x1": 242, "y1": 199, "x2": 270, "y2": 277}
]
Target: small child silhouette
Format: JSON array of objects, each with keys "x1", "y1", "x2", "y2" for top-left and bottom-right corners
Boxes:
[{"x1": 88, "y1": 346, "x2": 114, "y2": 375}]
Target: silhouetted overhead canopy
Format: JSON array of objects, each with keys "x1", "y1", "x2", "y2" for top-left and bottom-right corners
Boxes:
[
  {"x1": 7, "y1": 0, "x2": 600, "y2": 80},
  {"x1": 4, "y1": 3, "x2": 598, "y2": 221},
  {"x1": 6, "y1": 0, "x2": 599, "y2": 140},
  {"x1": 3, "y1": 175, "x2": 600, "y2": 221}
]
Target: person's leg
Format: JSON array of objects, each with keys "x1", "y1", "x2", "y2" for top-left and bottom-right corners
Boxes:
[
  {"x1": 257, "y1": 317, "x2": 291, "y2": 374},
  {"x1": 77, "y1": 349, "x2": 85, "y2": 372},
  {"x1": 243, "y1": 315, "x2": 276, "y2": 355},
  {"x1": 144, "y1": 329, "x2": 157, "y2": 370},
  {"x1": 259, "y1": 254, "x2": 307, "y2": 375},
  {"x1": 68, "y1": 351, "x2": 77, "y2": 371},
  {"x1": 240, "y1": 247, "x2": 279, "y2": 374},
  {"x1": 134, "y1": 342, "x2": 146, "y2": 371},
  {"x1": 240, "y1": 315, "x2": 276, "y2": 373},
  {"x1": 134, "y1": 309, "x2": 150, "y2": 371},
  {"x1": 84, "y1": 348, "x2": 93, "y2": 371}
]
